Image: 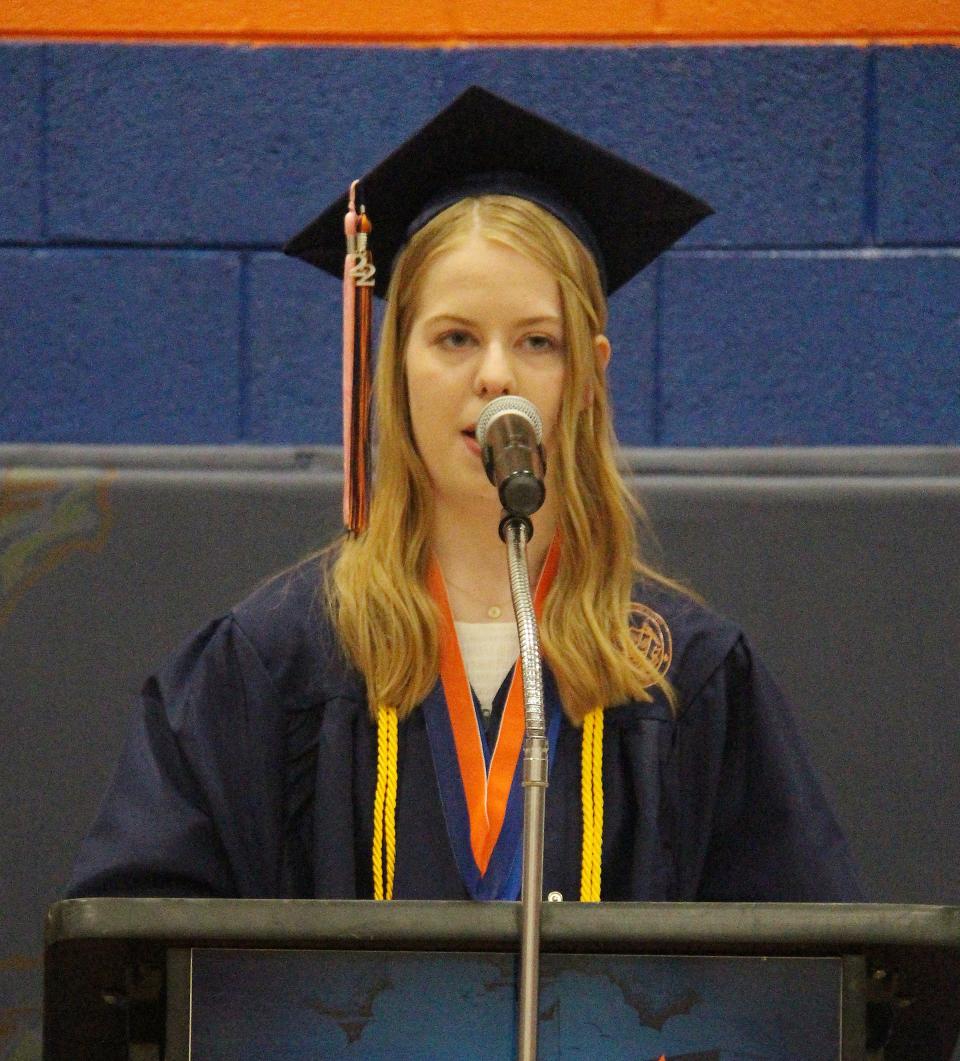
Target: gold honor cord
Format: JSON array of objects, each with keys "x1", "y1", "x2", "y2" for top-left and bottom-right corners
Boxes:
[
  {"x1": 372, "y1": 703, "x2": 605, "y2": 903},
  {"x1": 372, "y1": 705, "x2": 399, "y2": 900},
  {"x1": 579, "y1": 707, "x2": 604, "y2": 902}
]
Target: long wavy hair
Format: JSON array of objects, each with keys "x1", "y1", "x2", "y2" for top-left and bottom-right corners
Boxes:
[{"x1": 328, "y1": 195, "x2": 678, "y2": 723}]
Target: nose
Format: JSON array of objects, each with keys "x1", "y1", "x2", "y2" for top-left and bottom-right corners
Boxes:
[{"x1": 474, "y1": 340, "x2": 515, "y2": 397}]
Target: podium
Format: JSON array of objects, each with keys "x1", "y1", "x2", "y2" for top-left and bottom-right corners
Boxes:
[{"x1": 44, "y1": 900, "x2": 960, "y2": 1059}]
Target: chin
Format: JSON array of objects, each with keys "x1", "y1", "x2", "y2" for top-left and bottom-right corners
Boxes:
[{"x1": 435, "y1": 480, "x2": 501, "y2": 515}]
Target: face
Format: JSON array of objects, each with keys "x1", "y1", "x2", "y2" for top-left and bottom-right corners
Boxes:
[{"x1": 404, "y1": 232, "x2": 567, "y2": 515}]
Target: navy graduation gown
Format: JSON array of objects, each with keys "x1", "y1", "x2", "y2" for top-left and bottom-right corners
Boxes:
[{"x1": 68, "y1": 562, "x2": 863, "y2": 903}]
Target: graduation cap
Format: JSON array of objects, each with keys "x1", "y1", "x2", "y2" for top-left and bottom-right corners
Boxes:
[
  {"x1": 284, "y1": 86, "x2": 712, "y2": 534},
  {"x1": 285, "y1": 85, "x2": 711, "y2": 298}
]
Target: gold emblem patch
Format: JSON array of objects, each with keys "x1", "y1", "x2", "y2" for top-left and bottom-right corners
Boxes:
[{"x1": 629, "y1": 602, "x2": 673, "y2": 682}]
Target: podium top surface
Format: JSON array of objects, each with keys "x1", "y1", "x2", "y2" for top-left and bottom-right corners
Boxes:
[{"x1": 46, "y1": 898, "x2": 960, "y2": 954}]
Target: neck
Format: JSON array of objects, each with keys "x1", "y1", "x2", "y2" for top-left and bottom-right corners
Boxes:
[{"x1": 430, "y1": 492, "x2": 558, "y2": 622}]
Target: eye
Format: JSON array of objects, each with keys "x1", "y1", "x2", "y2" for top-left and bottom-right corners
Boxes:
[
  {"x1": 438, "y1": 329, "x2": 476, "y2": 350},
  {"x1": 522, "y1": 333, "x2": 562, "y2": 353}
]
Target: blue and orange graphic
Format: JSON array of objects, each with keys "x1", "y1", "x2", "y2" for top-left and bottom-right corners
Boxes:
[{"x1": 0, "y1": 470, "x2": 114, "y2": 628}]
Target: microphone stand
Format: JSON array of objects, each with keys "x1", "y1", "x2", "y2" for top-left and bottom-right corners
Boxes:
[{"x1": 502, "y1": 514, "x2": 547, "y2": 1061}]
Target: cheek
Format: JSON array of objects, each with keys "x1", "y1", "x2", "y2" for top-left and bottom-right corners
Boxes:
[
  {"x1": 539, "y1": 367, "x2": 568, "y2": 446},
  {"x1": 404, "y1": 344, "x2": 440, "y2": 397},
  {"x1": 404, "y1": 358, "x2": 447, "y2": 456},
  {"x1": 404, "y1": 377, "x2": 428, "y2": 449}
]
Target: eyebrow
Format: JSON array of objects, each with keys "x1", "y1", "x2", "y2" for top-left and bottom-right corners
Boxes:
[{"x1": 422, "y1": 314, "x2": 562, "y2": 328}]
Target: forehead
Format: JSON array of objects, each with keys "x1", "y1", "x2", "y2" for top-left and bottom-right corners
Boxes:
[{"x1": 413, "y1": 233, "x2": 562, "y2": 318}]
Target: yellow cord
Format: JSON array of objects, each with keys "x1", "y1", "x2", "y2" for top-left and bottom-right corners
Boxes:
[
  {"x1": 590, "y1": 707, "x2": 604, "y2": 899},
  {"x1": 384, "y1": 706, "x2": 398, "y2": 901},
  {"x1": 373, "y1": 705, "x2": 398, "y2": 900},
  {"x1": 377, "y1": 703, "x2": 603, "y2": 902},
  {"x1": 580, "y1": 710, "x2": 594, "y2": 899},
  {"x1": 580, "y1": 708, "x2": 604, "y2": 902}
]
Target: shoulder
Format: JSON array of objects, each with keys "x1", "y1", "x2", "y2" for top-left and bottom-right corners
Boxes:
[
  {"x1": 630, "y1": 580, "x2": 745, "y2": 716},
  {"x1": 230, "y1": 557, "x2": 327, "y2": 667},
  {"x1": 228, "y1": 554, "x2": 360, "y2": 702},
  {"x1": 151, "y1": 555, "x2": 360, "y2": 724}
]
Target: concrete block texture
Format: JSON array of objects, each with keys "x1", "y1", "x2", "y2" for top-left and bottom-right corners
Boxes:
[
  {"x1": 600, "y1": 270, "x2": 658, "y2": 445},
  {"x1": 3, "y1": 43, "x2": 957, "y2": 447},
  {"x1": 0, "y1": 249, "x2": 242, "y2": 442},
  {"x1": 0, "y1": 45, "x2": 43, "y2": 241},
  {"x1": 246, "y1": 253, "x2": 343, "y2": 444},
  {"x1": 456, "y1": 47, "x2": 866, "y2": 248},
  {"x1": 46, "y1": 46, "x2": 463, "y2": 246},
  {"x1": 46, "y1": 45, "x2": 864, "y2": 250},
  {"x1": 876, "y1": 47, "x2": 960, "y2": 245},
  {"x1": 659, "y1": 250, "x2": 960, "y2": 445}
]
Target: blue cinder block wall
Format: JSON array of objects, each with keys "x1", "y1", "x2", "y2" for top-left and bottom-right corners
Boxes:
[{"x1": 1, "y1": 44, "x2": 958, "y2": 447}]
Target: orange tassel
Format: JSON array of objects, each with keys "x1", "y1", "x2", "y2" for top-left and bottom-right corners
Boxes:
[
  {"x1": 342, "y1": 184, "x2": 375, "y2": 535},
  {"x1": 352, "y1": 210, "x2": 374, "y2": 533}
]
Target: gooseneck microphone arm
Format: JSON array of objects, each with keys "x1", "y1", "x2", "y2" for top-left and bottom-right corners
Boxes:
[
  {"x1": 477, "y1": 395, "x2": 548, "y2": 1061},
  {"x1": 504, "y1": 515, "x2": 548, "y2": 1061}
]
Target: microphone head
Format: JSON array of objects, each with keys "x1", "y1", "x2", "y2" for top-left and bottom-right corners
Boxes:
[
  {"x1": 476, "y1": 396, "x2": 546, "y2": 518},
  {"x1": 475, "y1": 396, "x2": 543, "y2": 449}
]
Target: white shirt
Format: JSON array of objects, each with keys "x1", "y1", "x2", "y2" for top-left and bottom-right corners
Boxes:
[{"x1": 454, "y1": 621, "x2": 520, "y2": 719}]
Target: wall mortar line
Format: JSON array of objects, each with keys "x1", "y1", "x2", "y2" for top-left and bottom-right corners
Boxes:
[
  {"x1": 237, "y1": 252, "x2": 251, "y2": 442},
  {"x1": 862, "y1": 47, "x2": 879, "y2": 246}
]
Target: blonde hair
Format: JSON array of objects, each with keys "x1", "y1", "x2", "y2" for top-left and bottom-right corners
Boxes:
[{"x1": 328, "y1": 195, "x2": 678, "y2": 723}]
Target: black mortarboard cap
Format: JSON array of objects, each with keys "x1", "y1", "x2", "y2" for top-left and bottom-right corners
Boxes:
[{"x1": 284, "y1": 86, "x2": 712, "y2": 297}]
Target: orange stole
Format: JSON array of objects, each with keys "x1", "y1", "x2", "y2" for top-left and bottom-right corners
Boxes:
[{"x1": 426, "y1": 535, "x2": 560, "y2": 875}]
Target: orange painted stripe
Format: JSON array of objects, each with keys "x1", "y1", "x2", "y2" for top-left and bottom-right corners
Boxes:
[
  {"x1": 660, "y1": 0, "x2": 960, "y2": 38},
  {"x1": 2, "y1": 0, "x2": 958, "y2": 43}
]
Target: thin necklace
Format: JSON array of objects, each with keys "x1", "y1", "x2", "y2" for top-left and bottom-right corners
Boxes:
[{"x1": 442, "y1": 573, "x2": 509, "y2": 620}]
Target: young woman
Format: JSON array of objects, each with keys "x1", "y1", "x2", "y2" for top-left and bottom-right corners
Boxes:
[{"x1": 69, "y1": 89, "x2": 861, "y2": 904}]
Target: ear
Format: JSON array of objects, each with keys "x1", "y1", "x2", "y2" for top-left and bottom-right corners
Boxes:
[
  {"x1": 594, "y1": 334, "x2": 612, "y2": 370},
  {"x1": 581, "y1": 334, "x2": 612, "y2": 410}
]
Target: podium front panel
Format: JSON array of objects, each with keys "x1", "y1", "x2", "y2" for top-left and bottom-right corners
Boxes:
[
  {"x1": 169, "y1": 948, "x2": 851, "y2": 1060},
  {"x1": 45, "y1": 899, "x2": 960, "y2": 1061}
]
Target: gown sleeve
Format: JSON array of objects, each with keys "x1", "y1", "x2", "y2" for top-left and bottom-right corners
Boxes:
[
  {"x1": 676, "y1": 635, "x2": 864, "y2": 902},
  {"x1": 66, "y1": 615, "x2": 288, "y2": 898}
]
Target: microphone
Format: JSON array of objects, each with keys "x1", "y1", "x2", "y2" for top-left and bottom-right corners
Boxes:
[{"x1": 475, "y1": 396, "x2": 546, "y2": 518}]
